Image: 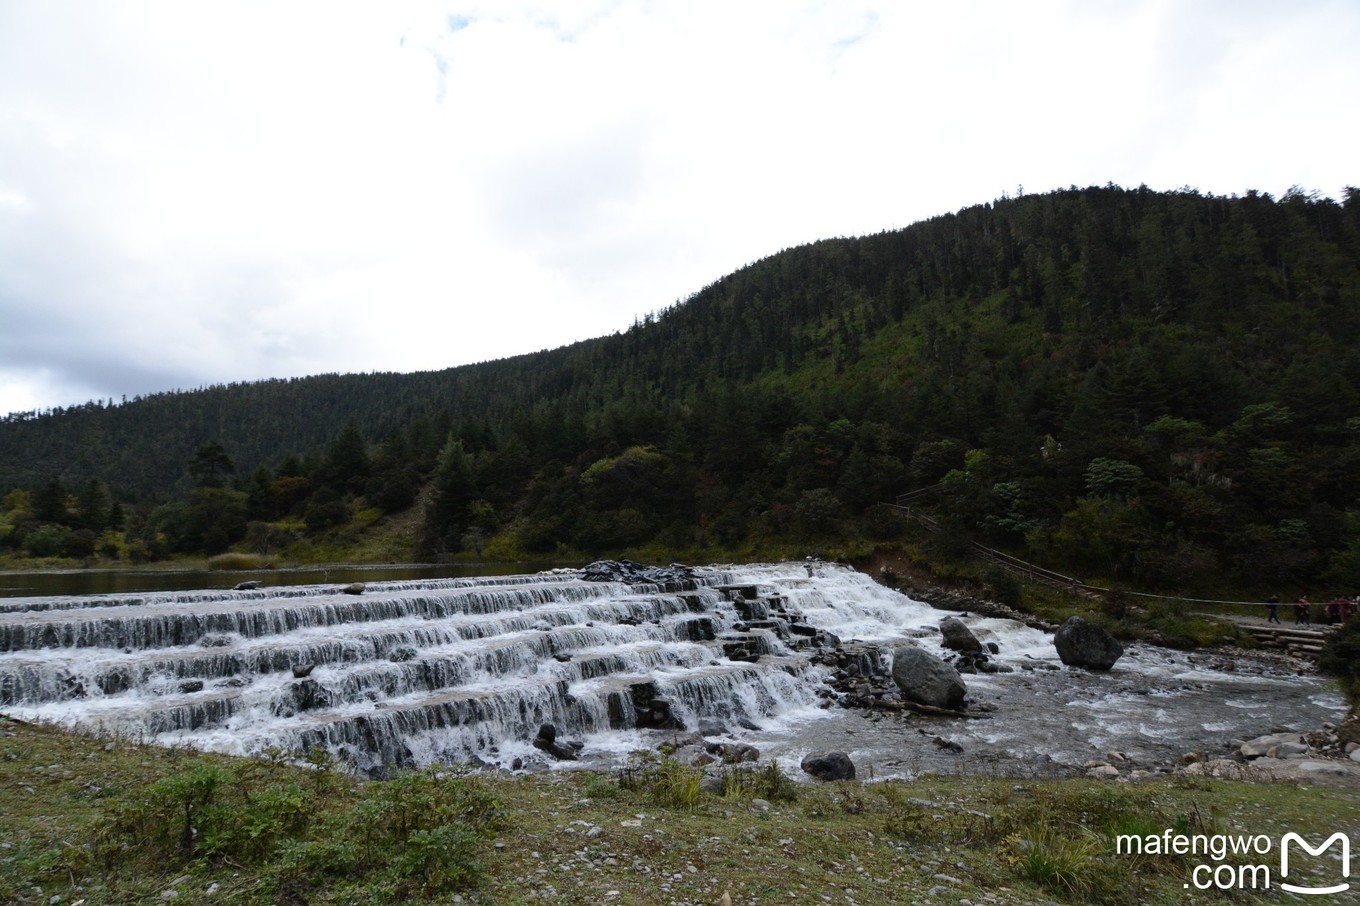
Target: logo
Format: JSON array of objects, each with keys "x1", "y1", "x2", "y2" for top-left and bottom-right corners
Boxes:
[
  {"x1": 1116, "y1": 828, "x2": 1354, "y2": 894},
  {"x1": 1280, "y1": 832, "x2": 1350, "y2": 896}
]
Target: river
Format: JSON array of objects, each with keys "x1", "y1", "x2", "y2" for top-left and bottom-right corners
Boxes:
[{"x1": 0, "y1": 561, "x2": 1344, "y2": 780}]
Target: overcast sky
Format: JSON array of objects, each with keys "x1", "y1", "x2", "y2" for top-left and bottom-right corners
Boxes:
[{"x1": 1, "y1": 1, "x2": 1357, "y2": 417}]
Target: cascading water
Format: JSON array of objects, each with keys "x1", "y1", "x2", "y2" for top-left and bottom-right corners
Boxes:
[{"x1": 0, "y1": 562, "x2": 1345, "y2": 779}]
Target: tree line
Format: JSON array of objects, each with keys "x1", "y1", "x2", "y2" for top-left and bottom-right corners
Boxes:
[{"x1": 3, "y1": 184, "x2": 1359, "y2": 593}]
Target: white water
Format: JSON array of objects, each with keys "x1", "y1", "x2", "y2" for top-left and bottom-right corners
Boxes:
[{"x1": 0, "y1": 562, "x2": 1344, "y2": 778}]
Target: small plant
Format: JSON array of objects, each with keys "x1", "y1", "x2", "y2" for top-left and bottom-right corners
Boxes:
[
  {"x1": 1006, "y1": 828, "x2": 1109, "y2": 901},
  {"x1": 720, "y1": 761, "x2": 799, "y2": 803},
  {"x1": 619, "y1": 751, "x2": 704, "y2": 810}
]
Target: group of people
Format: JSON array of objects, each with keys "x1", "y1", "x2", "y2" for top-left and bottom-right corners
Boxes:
[{"x1": 1264, "y1": 593, "x2": 1355, "y2": 625}]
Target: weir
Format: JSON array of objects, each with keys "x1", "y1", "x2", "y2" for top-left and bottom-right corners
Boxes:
[
  {"x1": 0, "y1": 564, "x2": 858, "y2": 772},
  {"x1": 0, "y1": 562, "x2": 1345, "y2": 779}
]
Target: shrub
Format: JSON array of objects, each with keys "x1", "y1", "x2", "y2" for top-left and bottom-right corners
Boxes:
[
  {"x1": 984, "y1": 565, "x2": 1023, "y2": 607},
  {"x1": 207, "y1": 551, "x2": 269, "y2": 571},
  {"x1": 1318, "y1": 619, "x2": 1360, "y2": 704}
]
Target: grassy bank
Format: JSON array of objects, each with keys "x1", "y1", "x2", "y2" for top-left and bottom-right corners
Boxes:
[{"x1": 2, "y1": 717, "x2": 1358, "y2": 905}]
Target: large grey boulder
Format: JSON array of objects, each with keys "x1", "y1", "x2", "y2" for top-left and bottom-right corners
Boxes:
[
  {"x1": 801, "y1": 751, "x2": 856, "y2": 781},
  {"x1": 1053, "y1": 616, "x2": 1124, "y2": 670},
  {"x1": 891, "y1": 645, "x2": 967, "y2": 711},
  {"x1": 939, "y1": 616, "x2": 983, "y2": 653}
]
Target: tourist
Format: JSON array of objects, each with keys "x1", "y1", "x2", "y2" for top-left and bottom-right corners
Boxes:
[
  {"x1": 1266, "y1": 594, "x2": 1281, "y2": 624},
  {"x1": 1294, "y1": 596, "x2": 1311, "y2": 625}
]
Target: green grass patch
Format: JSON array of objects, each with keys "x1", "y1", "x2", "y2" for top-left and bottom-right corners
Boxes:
[{"x1": 3, "y1": 718, "x2": 1358, "y2": 904}]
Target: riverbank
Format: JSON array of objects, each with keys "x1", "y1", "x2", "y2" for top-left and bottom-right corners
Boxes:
[{"x1": 3, "y1": 715, "x2": 1359, "y2": 906}]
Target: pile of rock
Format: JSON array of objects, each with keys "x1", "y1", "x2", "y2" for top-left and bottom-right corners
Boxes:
[
  {"x1": 904, "y1": 584, "x2": 1055, "y2": 632},
  {"x1": 580, "y1": 560, "x2": 700, "y2": 590},
  {"x1": 812, "y1": 643, "x2": 902, "y2": 710},
  {"x1": 1237, "y1": 727, "x2": 1360, "y2": 763},
  {"x1": 937, "y1": 616, "x2": 1010, "y2": 674}
]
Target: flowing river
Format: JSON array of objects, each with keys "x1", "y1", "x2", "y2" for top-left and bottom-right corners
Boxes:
[{"x1": 0, "y1": 562, "x2": 1344, "y2": 779}]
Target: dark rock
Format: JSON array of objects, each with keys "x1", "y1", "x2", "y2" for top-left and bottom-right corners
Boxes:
[
  {"x1": 579, "y1": 560, "x2": 698, "y2": 590},
  {"x1": 706, "y1": 741, "x2": 760, "y2": 763},
  {"x1": 291, "y1": 663, "x2": 316, "y2": 678},
  {"x1": 801, "y1": 751, "x2": 856, "y2": 781},
  {"x1": 341, "y1": 582, "x2": 366, "y2": 595},
  {"x1": 932, "y1": 735, "x2": 964, "y2": 754},
  {"x1": 178, "y1": 680, "x2": 204, "y2": 694},
  {"x1": 891, "y1": 645, "x2": 967, "y2": 711},
  {"x1": 532, "y1": 723, "x2": 582, "y2": 761},
  {"x1": 233, "y1": 580, "x2": 262, "y2": 591},
  {"x1": 287, "y1": 678, "x2": 332, "y2": 713},
  {"x1": 939, "y1": 617, "x2": 983, "y2": 654},
  {"x1": 1054, "y1": 616, "x2": 1125, "y2": 670},
  {"x1": 389, "y1": 646, "x2": 417, "y2": 663}
]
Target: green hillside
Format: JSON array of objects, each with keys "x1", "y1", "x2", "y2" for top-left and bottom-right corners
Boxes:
[{"x1": 3, "y1": 184, "x2": 1360, "y2": 591}]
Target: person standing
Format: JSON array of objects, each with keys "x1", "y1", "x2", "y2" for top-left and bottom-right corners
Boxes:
[
  {"x1": 1266, "y1": 593, "x2": 1281, "y2": 624},
  {"x1": 1295, "y1": 596, "x2": 1311, "y2": 626}
]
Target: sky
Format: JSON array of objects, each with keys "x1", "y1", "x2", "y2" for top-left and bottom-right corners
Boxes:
[{"x1": 1, "y1": 1, "x2": 1358, "y2": 417}]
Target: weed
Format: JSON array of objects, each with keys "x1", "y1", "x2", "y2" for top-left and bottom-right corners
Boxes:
[
  {"x1": 1006, "y1": 827, "x2": 1111, "y2": 902},
  {"x1": 719, "y1": 761, "x2": 798, "y2": 803},
  {"x1": 618, "y1": 751, "x2": 704, "y2": 810}
]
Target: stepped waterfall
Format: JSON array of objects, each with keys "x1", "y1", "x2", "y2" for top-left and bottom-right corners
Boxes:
[{"x1": 0, "y1": 563, "x2": 1344, "y2": 779}]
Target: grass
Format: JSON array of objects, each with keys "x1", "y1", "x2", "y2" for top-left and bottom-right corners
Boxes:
[
  {"x1": 3, "y1": 717, "x2": 1359, "y2": 905},
  {"x1": 206, "y1": 552, "x2": 273, "y2": 571}
]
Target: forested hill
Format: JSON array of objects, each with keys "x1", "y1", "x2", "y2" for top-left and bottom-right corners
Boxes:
[{"x1": 4, "y1": 184, "x2": 1360, "y2": 590}]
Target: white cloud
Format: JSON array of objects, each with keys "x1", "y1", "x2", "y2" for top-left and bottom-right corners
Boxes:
[{"x1": 0, "y1": 0, "x2": 1357, "y2": 416}]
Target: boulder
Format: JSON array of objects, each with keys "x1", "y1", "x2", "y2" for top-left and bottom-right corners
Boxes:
[
  {"x1": 532, "y1": 723, "x2": 583, "y2": 761},
  {"x1": 939, "y1": 617, "x2": 983, "y2": 654},
  {"x1": 801, "y1": 751, "x2": 856, "y2": 781},
  {"x1": 890, "y1": 645, "x2": 967, "y2": 711},
  {"x1": 341, "y1": 582, "x2": 366, "y2": 595},
  {"x1": 1053, "y1": 617, "x2": 1124, "y2": 670}
]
